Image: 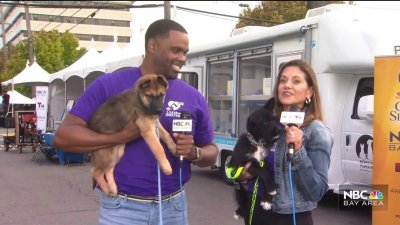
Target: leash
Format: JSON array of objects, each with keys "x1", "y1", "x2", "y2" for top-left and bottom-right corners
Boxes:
[
  {"x1": 179, "y1": 157, "x2": 186, "y2": 225},
  {"x1": 155, "y1": 119, "x2": 163, "y2": 225},
  {"x1": 248, "y1": 160, "x2": 264, "y2": 225},
  {"x1": 156, "y1": 118, "x2": 186, "y2": 225},
  {"x1": 288, "y1": 162, "x2": 297, "y2": 225}
]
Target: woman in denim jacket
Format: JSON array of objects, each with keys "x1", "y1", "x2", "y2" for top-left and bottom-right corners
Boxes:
[{"x1": 241, "y1": 59, "x2": 334, "y2": 225}]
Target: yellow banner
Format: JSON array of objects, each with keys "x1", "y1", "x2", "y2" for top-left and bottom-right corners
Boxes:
[{"x1": 373, "y1": 56, "x2": 400, "y2": 224}]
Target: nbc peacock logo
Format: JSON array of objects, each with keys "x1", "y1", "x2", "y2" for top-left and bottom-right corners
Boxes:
[{"x1": 369, "y1": 190, "x2": 384, "y2": 200}]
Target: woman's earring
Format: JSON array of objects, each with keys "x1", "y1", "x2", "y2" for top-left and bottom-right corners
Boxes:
[{"x1": 305, "y1": 97, "x2": 311, "y2": 104}]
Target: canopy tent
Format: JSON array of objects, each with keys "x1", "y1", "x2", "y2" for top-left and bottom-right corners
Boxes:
[
  {"x1": 105, "y1": 42, "x2": 144, "y2": 73},
  {"x1": 3, "y1": 61, "x2": 50, "y2": 86},
  {"x1": 50, "y1": 45, "x2": 100, "y2": 83},
  {"x1": 48, "y1": 79, "x2": 65, "y2": 130},
  {"x1": 7, "y1": 90, "x2": 35, "y2": 105},
  {"x1": 47, "y1": 38, "x2": 145, "y2": 128}
]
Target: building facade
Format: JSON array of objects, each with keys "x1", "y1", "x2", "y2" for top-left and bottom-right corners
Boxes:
[{"x1": 0, "y1": 1, "x2": 133, "y2": 52}]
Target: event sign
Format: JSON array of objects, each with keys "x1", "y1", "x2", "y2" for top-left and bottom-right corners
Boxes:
[
  {"x1": 373, "y1": 56, "x2": 400, "y2": 224},
  {"x1": 35, "y1": 86, "x2": 48, "y2": 132}
]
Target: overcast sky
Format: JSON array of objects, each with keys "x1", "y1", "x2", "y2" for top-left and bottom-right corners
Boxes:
[
  {"x1": 130, "y1": 1, "x2": 260, "y2": 55},
  {"x1": 129, "y1": 1, "x2": 400, "y2": 55}
]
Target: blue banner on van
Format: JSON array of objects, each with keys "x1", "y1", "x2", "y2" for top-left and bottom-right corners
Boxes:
[{"x1": 214, "y1": 136, "x2": 237, "y2": 146}]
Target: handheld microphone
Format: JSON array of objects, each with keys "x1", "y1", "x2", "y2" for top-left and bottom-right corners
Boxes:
[
  {"x1": 172, "y1": 111, "x2": 193, "y2": 163},
  {"x1": 280, "y1": 106, "x2": 305, "y2": 162}
]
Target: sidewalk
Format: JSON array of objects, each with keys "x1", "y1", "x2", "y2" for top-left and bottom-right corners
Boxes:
[{"x1": 0, "y1": 127, "x2": 98, "y2": 225}]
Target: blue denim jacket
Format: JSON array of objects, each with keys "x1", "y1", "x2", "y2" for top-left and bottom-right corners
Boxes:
[{"x1": 272, "y1": 120, "x2": 333, "y2": 214}]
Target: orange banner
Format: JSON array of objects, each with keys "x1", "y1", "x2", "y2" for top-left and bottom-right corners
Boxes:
[{"x1": 373, "y1": 56, "x2": 400, "y2": 224}]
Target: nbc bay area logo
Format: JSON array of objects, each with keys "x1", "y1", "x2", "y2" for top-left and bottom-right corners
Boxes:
[{"x1": 339, "y1": 185, "x2": 388, "y2": 211}]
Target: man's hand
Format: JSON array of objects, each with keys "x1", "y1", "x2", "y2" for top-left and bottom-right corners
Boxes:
[
  {"x1": 172, "y1": 133, "x2": 197, "y2": 160},
  {"x1": 113, "y1": 114, "x2": 140, "y2": 144}
]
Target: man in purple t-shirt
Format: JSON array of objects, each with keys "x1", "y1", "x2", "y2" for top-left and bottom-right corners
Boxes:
[{"x1": 54, "y1": 19, "x2": 218, "y2": 225}]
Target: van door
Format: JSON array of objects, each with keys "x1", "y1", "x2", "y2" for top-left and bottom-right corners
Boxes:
[
  {"x1": 179, "y1": 67, "x2": 203, "y2": 94},
  {"x1": 341, "y1": 75, "x2": 374, "y2": 185}
]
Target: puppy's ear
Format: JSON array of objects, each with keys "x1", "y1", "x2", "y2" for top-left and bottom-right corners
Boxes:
[
  {"x1": 139, "y1": 79, "x2": 151, "y2": 90},
  {"x1": 263, "y1": 97, "x2": 275, "y2": 110},
  {"x1": 157, "y1": 75, "x2": 169, "y2": 88}
]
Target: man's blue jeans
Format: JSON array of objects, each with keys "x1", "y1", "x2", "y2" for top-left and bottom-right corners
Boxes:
[{"x1": 98, "y1": 191, "x2": 187, "y2": 225}]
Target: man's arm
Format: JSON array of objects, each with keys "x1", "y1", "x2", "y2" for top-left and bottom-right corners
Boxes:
[
  {"x1": 172, "y1": 133, "x2": 218, "y2": 167},
  {"x1": 54, "y1": 113, "x2": 140, "y2": 153},
  {"x1": 193, "y1": 142, "x2": 218, "y2": 167}
]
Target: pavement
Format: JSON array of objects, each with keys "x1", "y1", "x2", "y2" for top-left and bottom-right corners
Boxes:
[
  {"x1": 0, "y1": 127, "x2": 235, "y2": 225},
  {"x1": 0, "y1": 127, "x2": 101, "y2": 225}
]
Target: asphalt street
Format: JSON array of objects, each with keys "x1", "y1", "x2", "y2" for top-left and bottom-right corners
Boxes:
[{"x1": 0, "y1": 127, "x2": 372, "y2": 225}]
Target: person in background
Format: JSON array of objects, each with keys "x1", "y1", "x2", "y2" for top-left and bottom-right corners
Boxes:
[
  {"x1": 240, "y1": 59, "x2": 333, "y2": 225},
  {"x1": 54, "y1": 19, "x2": 218, "y2": 225}
]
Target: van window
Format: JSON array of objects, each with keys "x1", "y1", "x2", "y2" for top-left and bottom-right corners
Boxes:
[
  {"x1": 351, "y1": 77, "x2": 374, "y2": 119},
  {"x1": 179, "y1": 72, "x2": 198, "y2": 89},
  {"x1": 208, "y1": 59, "x2": 234, "y2": 135},
  {"x1": 238, "y1": 54, "x2": 272, "y2": 134}
]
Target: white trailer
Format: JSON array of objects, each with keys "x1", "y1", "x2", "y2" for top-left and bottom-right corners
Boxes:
[{"x1": 179, "y1": 4, "x2": 400, "y2": 193}]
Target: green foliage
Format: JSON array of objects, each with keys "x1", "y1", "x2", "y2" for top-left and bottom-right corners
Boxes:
[
  {"x1": 60, "y1": 31, "x2": 86, "y2": 67},
  {"x1": 34, "y1": 30, "x2": 64, "y2": 73},
  {"x1": 236, "y1": 1, "x2": 348, "y2": 28},
  {"x1": 0, "y1": 30, "x2": 87, "y2": 84},
  {"x1": 1, "y1": 42, "x2": 28, "y2": 82},
  {"x1": 15, "y1": 86, "x2": 32, "y2": 98}
]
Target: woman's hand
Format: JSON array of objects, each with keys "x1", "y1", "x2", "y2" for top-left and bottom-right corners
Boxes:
[{"x1": 285, "y1": 125, "x2": 304, "y2": 152}]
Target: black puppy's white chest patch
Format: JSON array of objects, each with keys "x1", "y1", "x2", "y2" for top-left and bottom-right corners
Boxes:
[{"x1": 246, "y1": 146, "x2": 267, "y2": 162}]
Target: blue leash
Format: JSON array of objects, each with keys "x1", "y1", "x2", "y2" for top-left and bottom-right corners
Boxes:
[
  {"x1": 156, "y1": 120, "x2": 163, "y2": 225},
  {"x1": 156, "y1": 119, "x2": 186, "y2": 225},
  {"x1": 157, "y1": 163, "x2": 163, "y2": 225},
  {"x1": 179, "y1": 162, "x2": 186, "y2": 225},
  {"x1": 288, "y1": 162, "x2": 297, "y2": 225}
]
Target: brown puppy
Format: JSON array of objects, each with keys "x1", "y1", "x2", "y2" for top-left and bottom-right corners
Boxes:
[{"x1": 88, "y1": 74, "x2": 176, "y2": 195}]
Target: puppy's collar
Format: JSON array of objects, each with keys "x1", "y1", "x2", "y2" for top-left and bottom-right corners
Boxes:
[{"x1": 246, "y1": 132, "x2": 266, "y2": 148}]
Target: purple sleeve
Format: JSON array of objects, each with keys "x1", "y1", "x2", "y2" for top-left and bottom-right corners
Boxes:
[
  {"x1": 69, "y1": 76, "x2": 109, "y2": 122},
  {"x1": 194, "y1": 94, "x2": 214, "y2": 145}
]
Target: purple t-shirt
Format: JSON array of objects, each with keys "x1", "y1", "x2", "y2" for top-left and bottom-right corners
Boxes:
[{"x1": 70, "y1": 67, "x2": 214, "y2": 196}]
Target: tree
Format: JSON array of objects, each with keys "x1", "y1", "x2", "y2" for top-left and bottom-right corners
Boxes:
[
  {"x1": 236, "y1": 1, "x2": 349, "y2": 28},
  {"x1": 1, "y1": 30, "x2": 86, "y2": 82},
  {"x1": 60, "y1": 32, "x2": 86, "y2": 67},
  {"x1": 1, "y1": 42, "x2": 28, "y2": 82},
  {"x1": 0, "y1": 30, "x2": 86, "y2": 96}
]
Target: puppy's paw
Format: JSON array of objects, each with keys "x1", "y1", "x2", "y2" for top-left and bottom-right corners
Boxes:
[
  {"x1": 168, "y1": 143, "x2": 177, "y2": 156},
  {"x1": 234, "y1": 209, "x2": 245, "y2": 219},
  {"x1": 108, "y1": 187, "x2": 118, "y2": 197},
  {"x1": 268, "y1": 189, "x2": 277, "y2": 196},
  {"x1": 260, "y1": 201, "x2": 272, "y2": 211},
  {"x1": 160, "y1": 162, "x2": 173, "y2": 175},
  {"x1": 234, "y1": 211, "x2": 244, "y2": 220}
]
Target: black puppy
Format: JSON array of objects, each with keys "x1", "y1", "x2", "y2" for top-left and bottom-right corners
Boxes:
[{"x1": 228, "y1": 98, "x2": 283, "y2": 220}]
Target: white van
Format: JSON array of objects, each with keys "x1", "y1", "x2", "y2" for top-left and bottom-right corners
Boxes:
[{"x1": 179, "y1": 4, "x2": 400, "y2": 193}]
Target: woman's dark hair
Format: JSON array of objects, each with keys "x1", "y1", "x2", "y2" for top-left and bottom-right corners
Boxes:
[
  {"x1": 144, "y1": 19, "x2": 187, "y2": 51},
  {"x1": 273, "y1": 59, "x2": 323, "y2": 126}
]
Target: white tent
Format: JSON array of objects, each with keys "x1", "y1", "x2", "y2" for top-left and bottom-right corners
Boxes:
[
  {"x1": 105, "y1": 42, "x2": 144, "y2": 73},
  {"x1": 82, "y1": 34, "x2": 123, "y2": 76},
  {"x1": 3, "y1": 61, "x2": 50, "y2": 86},
  {"x1": 7, "y1": 90, "x2": 35, "y2": 105},
  {"x1": 50, "y1": 45, "x2": 100, "y2": 82}
]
